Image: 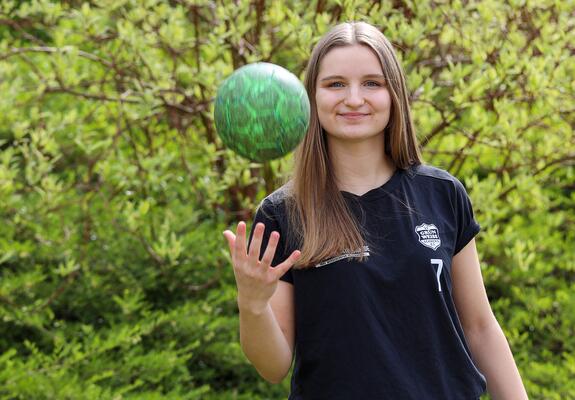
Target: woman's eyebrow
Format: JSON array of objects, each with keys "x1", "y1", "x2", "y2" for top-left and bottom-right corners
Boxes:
[{"x1": 319, "y1": 74, "x2": 385, "y2": 81}]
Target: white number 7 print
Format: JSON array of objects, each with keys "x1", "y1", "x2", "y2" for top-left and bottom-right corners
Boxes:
[{"x1": 430, "y1": 259, "x2": 443, "y2": 292}]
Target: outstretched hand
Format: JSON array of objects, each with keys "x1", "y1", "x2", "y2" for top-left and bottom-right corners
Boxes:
[{"x1": 223, "y1": 221, "x2": 300, "y2": 313}]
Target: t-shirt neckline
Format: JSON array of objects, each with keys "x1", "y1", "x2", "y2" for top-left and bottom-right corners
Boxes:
[{"x1": 340, "y1": 167, "x2": 405, "y2": 201}]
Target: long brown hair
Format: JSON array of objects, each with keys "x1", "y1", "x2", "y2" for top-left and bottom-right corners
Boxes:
[{"x1": 284, "y1": 21, "x2": 422, "y2": 269}]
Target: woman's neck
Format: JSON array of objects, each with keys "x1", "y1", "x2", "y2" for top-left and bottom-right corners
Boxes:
[{"x1": 328, "y1": 135, "x2": 396, "y2": 196}]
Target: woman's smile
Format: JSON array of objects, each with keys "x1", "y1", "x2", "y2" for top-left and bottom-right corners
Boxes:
[{"x1": 338, "y1": 112, "x2": 370, "y2": 121}]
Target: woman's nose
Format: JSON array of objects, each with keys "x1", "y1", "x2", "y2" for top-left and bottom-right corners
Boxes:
[{"x1": 343, "y1": 86, "x2": 365, "y2": 107}]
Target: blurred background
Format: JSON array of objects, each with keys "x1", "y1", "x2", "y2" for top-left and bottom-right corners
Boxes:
[{"x1": 0, "y1": 0, "x2": 573, "y2": 399}]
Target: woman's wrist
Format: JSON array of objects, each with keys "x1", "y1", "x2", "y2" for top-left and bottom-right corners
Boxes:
[{"x1": 237, "y1": 295, "x2": 269, "y2": 316}]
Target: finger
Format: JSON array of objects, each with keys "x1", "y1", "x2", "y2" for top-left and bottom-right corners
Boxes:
[
  {"x1": 248, "y1": 222, "x2": 265, "y2": 266},
  {"x1": 260, "y1": 231, "x2": 280, "y2": 267},
  {"x1": 235, "y1": 221, "x2": 247, "y2": 260},
  {"x1": 222, "y1": 230, "x2": 236, "y2": 256},
  {"x1": 273, "y1": 250, "x2": 301, "y2": 279}
]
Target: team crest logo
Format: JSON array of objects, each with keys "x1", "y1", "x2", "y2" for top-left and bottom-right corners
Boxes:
[{"x1": 415, "y1": 223, "x2": 441, "y2": 250}]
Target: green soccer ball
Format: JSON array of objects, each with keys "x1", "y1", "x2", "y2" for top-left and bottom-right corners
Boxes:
[{"x1": 214, "y1": 62, "x2": 310, "y2": 162}]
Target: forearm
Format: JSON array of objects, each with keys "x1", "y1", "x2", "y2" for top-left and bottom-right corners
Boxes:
[
  {"x1": 239, "y1": 302, "x2": 293, "y2": 383},
  {"x1": 466, "y1": 320, "x2": 528, "y2": 399}
]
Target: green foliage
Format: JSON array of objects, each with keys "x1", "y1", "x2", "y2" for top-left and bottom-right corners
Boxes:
[{"x1": 0, "y1": 0, "x2": 573, "y2": 398}]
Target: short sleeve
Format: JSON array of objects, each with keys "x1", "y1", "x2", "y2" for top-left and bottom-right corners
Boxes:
[
  {"x1": 248, "y1": 198, "x2": 294, "y2": 284},
  {"x1": 452, "y1": 178, "x2": 481, "y2": 255}
]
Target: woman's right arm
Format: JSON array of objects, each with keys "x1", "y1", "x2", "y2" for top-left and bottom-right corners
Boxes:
[
  {"x1": 223, "y1": 221, "x2": 299, "y2": 384},
  {"x1": 239, "y1": 281, "x2": 295, "y2": 383}
]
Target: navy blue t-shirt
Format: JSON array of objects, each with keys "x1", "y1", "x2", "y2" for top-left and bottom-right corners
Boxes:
[{"x1": 249, "y1": 164, "x2": 486, "y2": 400}]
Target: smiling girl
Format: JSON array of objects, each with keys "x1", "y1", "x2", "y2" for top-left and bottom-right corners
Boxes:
[{"x1": 223, "y1": 21, "x2": 527, "y2": 400}]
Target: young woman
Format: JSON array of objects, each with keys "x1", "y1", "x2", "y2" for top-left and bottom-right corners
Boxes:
[{"x1": 223, "y1": 21, "x2": 528, "y2": 400}]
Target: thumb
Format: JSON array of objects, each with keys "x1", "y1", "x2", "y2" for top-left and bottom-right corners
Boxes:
[{"x1": 273, "y1": 250, "x2": 301, "y2": 279}]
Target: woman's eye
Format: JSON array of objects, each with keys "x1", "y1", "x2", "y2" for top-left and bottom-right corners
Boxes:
[
  {"x1": 328, "y1": 82, "x2": 345, "y2": 88},
  {"x1": 365, "y1": 81, "x2": 381, "y2": 87}
]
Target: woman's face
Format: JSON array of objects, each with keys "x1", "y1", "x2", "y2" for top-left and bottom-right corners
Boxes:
[{"x1": 315, "y1": 44, "x2": 391, "y2": 142}]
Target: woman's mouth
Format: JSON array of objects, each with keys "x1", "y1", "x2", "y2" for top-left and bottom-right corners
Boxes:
[{"x1": 338, "y1": 113, "x2": 369, "y2": 120}]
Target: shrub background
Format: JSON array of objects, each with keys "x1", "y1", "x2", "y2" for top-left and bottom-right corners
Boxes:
[{"x1": 0, "y1": 0, "x2": 573, "y2": 399}]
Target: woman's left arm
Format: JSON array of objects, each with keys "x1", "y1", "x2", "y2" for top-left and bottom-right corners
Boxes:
[{"x1": 452, "y1": 238, "x2": 528, "y2": 400}]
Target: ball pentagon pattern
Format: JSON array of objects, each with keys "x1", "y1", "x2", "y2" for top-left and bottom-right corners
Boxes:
[{"x1": 214, "y1": 62, "x2": 310, "y2": 162}]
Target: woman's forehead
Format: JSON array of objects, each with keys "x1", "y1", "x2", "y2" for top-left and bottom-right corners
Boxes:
[{"x1": 317, "y1": 45, "x2": 383, "y2": 78}]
